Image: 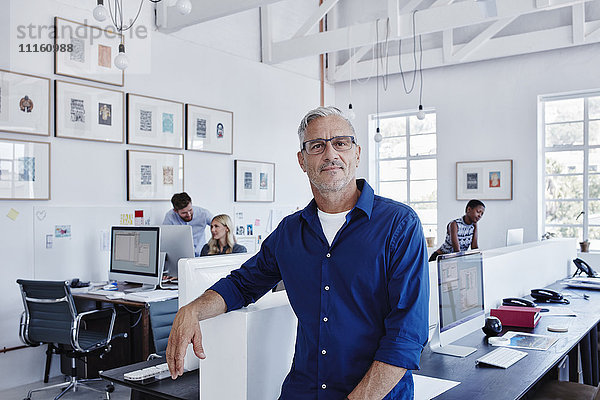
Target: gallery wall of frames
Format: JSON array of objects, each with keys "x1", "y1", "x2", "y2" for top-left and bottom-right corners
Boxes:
[{"x1": 0, "y1": 17, "x2": 275, "y2": 203}]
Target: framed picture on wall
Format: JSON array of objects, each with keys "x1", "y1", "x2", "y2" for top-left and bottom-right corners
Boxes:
[
  {"x1": 54, "y1": 17, "x2": 124, "y2": 86},
  {"x1": 185, "y1": 104, "x2": 233, "y2": 154},
  {"x1": 0, "y1": 138, "x2": 50, "y2": 200},
  {"x1": 0, "y1": 69, "x2": 51, "y2": 136},
  {"x1": 234, "y1": 160, "x2": 275, "y2": 202},
  {"x1": 127, "y1": 94, "x2": 184, "y2": 149},
  {"x1": 456, "y1": 160, "x2": 513, "y2": 200},
  {"x1": 127, "y1": 150, "x2": 183, "y2": 201},
  {"x1": 55, "y1": 80, "x2": 124, "y2": 143}
]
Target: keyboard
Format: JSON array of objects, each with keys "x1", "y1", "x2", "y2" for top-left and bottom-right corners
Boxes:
[
  {"x1": 123, "y1": 289, "x2": 178, "y2": 302},
  {"x1": 124, "y1": 362, "x2": 170, "y2": 383},
  {"x1": 476, "y1": 347, "x2": 527, "y2": 368}
]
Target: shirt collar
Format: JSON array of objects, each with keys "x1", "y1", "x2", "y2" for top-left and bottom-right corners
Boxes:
[{"x1": 301, "y1": 179, "x2": 374, "y2": 221}]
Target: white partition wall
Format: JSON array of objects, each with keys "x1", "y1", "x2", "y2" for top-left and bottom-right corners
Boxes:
[
  {"x1": 178, "y1": 255, "x2": 297, "y2": 399},
  {"x1": 200, "y1": 292, "x2": 296, "y2": 400},
  {"x1": 482, "y1": 239, "x2": 577, "y2": 310}
]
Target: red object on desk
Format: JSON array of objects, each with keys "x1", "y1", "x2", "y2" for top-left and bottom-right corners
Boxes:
[{"x1": 490, "y1": 305, "x2": 542, "y2": 328}]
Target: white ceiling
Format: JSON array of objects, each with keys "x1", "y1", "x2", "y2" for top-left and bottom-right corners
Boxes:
[{"x1": 156, "y1": 0, "x2": 600, "y2": 82}]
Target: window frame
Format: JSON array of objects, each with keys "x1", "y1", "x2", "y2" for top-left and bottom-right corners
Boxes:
[
  {"x1": 541, "y1": 92, "x2": 600, "y2": 248},
  {"x1": 368, "y1": 109, "x2": 437, "y2": 237}
]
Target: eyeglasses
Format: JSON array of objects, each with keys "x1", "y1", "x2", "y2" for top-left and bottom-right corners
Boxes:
[{"x1": 302, "y1": 136, "x2": 356, "y2": 155}]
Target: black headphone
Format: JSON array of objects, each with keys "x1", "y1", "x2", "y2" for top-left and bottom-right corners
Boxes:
[{"x1": 530, "y1": 289, "x2": 570, "y2": 305}]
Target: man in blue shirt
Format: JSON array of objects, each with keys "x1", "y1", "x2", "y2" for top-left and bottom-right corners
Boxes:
[
  {"x1": 166, "y1": 107, "x2": 429, "y2": 399},
  {"x1": 163, "y1": 192, "x2": 212, "y2": 257}
]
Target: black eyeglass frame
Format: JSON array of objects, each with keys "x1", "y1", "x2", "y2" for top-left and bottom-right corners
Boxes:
[{"x1": 301, "y1": 136, "x2": 356, "y2": 154}]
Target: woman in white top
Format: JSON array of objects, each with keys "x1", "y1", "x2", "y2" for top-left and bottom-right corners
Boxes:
[{"x1": 429, "y1": 199, "x2": 485, "y2": 262}]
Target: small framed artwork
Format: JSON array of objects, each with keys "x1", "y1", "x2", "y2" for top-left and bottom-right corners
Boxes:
[
  {"x1": 185, "y1": 104, "x2": 233, "y2": 154},
  {"x1": 55, "y1": 80, "x2": 124, "y2": 143},
  {"x1": 127, "y1": 150, "x2": 183, "y2": 201},
  {"x1": 0, "y1": 138, "x2": 50, "y2": 200},
  {"x1": 234, "y1": 160, "x2": 275, "y2": 202},
  {"x1": 54, "y1": 17, "x2": 124, "y2": 86},
  {"x1": 127, "y1": 94, "x2": 184, "y2": 149},
  {"x1": 456, "y1": 160, "x2": 513, "y2": 200},
  {"x1": 0, "y1": 69, "x2": 50, "y2": 136}
]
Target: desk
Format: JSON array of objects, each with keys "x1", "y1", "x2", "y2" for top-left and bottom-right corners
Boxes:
[
  {"x1": 73, "y1": 290, "x2": 152, "y2": 361},
  {"x1": 418, "y1": 280, "x2": 600, "y2": 399},
  {"x1": 100, "y1": 358, "x2": 198, "y2": 400}
]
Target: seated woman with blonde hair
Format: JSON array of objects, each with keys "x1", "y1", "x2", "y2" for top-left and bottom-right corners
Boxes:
[{"x1": 200, "y1": 214, "x2": 247, "y2": 256}]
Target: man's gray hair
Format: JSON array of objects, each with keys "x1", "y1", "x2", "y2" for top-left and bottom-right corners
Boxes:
[{"x1": 297, "y1": 106, "x2": 356, "y2": 148}]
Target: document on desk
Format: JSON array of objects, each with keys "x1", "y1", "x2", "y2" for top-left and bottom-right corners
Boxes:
[{"x1": 413, "y1": 374, "x2": 460, "y2": 400}]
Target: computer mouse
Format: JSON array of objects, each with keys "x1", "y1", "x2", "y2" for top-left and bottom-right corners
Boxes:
[{"x1": 482, "y1": 316, "x2": 502, "y2": 337}]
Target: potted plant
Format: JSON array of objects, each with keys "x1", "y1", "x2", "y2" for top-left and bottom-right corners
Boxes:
[{"x1": 580, "y1": 239, "x2": 590, "y2": 253}]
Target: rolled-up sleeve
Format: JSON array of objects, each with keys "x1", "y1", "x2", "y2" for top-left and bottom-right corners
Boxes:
[
  {"x1": 209, "y1": 229, "x2": 283, "y2": 312},
  {"x1": 374, "y1": 214, "x2": 430, "y2": 370}
]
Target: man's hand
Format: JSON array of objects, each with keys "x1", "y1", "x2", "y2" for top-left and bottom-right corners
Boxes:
[{"x1": 166, "y1": 290, "x2": 226, "y2": 379}]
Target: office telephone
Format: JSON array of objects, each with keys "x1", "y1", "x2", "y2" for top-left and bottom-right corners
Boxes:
[
  {"x1": 573, "y1": 258, "x2": 597, "y2": 278},
  {"x1": 69, "y1": 278, "x2": 90, "y2": 288},
  {"x1": 502, "y1": 297, "x2": 536, "y2": 308},
  {"x1": 530, "y1": 288, "x2": 570, "y2": 304}
]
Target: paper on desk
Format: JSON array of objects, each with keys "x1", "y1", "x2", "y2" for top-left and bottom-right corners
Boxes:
[{"x1": 413, "y1": 374, "x2": 460, "y2": 400}]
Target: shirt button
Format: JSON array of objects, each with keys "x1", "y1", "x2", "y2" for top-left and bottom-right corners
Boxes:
[
  {"x1": 326, "y1": 253, "x2": 331, "y2": 258},
  {"x1": 321, "y1": 349, "x2": 327, "y2": 355},
  {"x1": 321, "y1": 384, "x2": 327, "y2": 389},
  {"x1": 324, "y1": 285, "x2": 330, "y2": 291},
  {"x1": 323, "y1": 317, "x2": 328, "y2": 322}
]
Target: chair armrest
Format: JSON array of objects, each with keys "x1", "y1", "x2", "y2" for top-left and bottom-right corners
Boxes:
[
  {"x1": 72, "y1": 308, "x2": 116, "y2": 352},
  {"x1": 19, "y1": 311, "x2": 41, "y2": 347}
]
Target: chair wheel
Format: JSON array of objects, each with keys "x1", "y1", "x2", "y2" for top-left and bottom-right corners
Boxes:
[{"x1": 106, "y1": 383, "x2": 115, "y2": 393}]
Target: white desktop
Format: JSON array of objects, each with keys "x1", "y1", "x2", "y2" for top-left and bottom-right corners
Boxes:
[
  {"x1": 429, "y1": 251, "x2": 485, "y2": 358},
  {"x1": 178, "y1": 253, "x2": 297, "y2": 400},
  {"x1": 506, "y1": 228, "x2": 524, "y2": 246}
]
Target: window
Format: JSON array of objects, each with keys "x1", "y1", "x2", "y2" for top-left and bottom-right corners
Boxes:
[
  {"x1": 371, "y1": 111, "x2": 437, "y2": 239},
  {"x1": 541, "y1": 93, "x2": 600, "y2": 251}
]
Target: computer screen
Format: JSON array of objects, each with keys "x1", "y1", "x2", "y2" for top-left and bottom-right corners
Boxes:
[
  {"x1": 160, "y1": 225, "x2": 195, "y2": 277},
  {"x1": 506, "y1": 228, "x2": 524, "y2": 246},
  {"x1": 430, "y1": 251, "x2": 485, "y2": 357},
  {"x1": 109, "y1": 226, "x2": 161, "y2": 288}
]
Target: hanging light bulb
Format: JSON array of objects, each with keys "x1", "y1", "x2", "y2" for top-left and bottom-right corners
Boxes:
[
  {"x1": 114, "y1": 43, "x2": 129, "y2": 70},
  {"x1": 347, "y1": 103, "x2": 356, "y2": 120},
  {"x1": 374, "y1": 127, "x2": 383, "y2": 143},
  {"x1": 176, "y1": 0, "x2": 193, "y2": 15},
  {"x1": 417, "y1": 105, "x2": 426, "y2": 120},
  {"x1": 93, "y1": 0, "x2": 108, "y2": 22}
]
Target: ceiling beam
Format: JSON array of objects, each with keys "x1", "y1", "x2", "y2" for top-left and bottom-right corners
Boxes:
[
  {"x1": 267, "y1": 0, "x2": 593, "y2": 64},
  {"x1": 293, "y1": 0, "x2": 340, "y2": 38},
  {"x1": 333, "y1": 23, "x2": 600, "y2": 82},
  {"x1": 156, "y1": 0, "x2": 286, "y2": 32},
  {"x1": 572, "y1": 3, "x2": 585, "y2": 44},
  {"x1": 452, "y1": 17, "x2": 516, "y2": 61}
]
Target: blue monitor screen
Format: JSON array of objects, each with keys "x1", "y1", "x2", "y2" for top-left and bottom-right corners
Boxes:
[
  {"x1": 110, "y1": 226, "x2": 160, "y2": 277},
  {"x1": 437, "y1": 252, "x2": 484, "y2": 333}
]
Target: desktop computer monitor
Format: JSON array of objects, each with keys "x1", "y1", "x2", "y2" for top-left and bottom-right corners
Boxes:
[
  {"x1": 506, "y1": 228, "x2": 524, "y2": 246},
  {"x1": 109, "y1": 226, "x2": 161, "y2": 290},
  {"x1": 159, "y1": 225, "x2": 195, "y2": 277},
  {"x1": 429, "y1": 251, "x2": 485, "y2": 357}
]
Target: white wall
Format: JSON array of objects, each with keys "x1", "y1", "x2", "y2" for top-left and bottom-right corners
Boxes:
[
  {"x1": 0, "y1": 0, "x2": 327, "y2": 389},
  {"x1": 335, "y1": 43, "x2": 600, "y2": 249}
]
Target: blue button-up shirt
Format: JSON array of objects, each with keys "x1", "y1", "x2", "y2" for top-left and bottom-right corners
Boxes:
[
  {"x1": 162, "y1": 205, "x2": 212, "y2": 257},
  {"x1": 210, "y1": 179, "x2": 429, "y2": 399}
]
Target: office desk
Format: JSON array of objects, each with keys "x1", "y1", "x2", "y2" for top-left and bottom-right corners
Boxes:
[
  {"x1": 101, "y1": 358, "x2": 198, "y2": 400},
  {"x1": 73, "y1": 291, "x2": 152, "y2": 361},
  {"x1": 417, "y1": 280, "x2": 600, "y2": 399}
]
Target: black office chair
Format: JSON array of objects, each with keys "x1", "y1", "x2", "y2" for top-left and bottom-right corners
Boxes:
[
  {"x1": 17, "y1": 279, "x2": 126, "y2": 400},
  {"x1": 147, "y1": 298, "x2": 178, "y2": 358}
]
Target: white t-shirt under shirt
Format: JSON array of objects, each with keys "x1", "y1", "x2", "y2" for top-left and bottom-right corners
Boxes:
[{"x1": 317, "y1": 208, "x2": 351, "y2": 246}]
